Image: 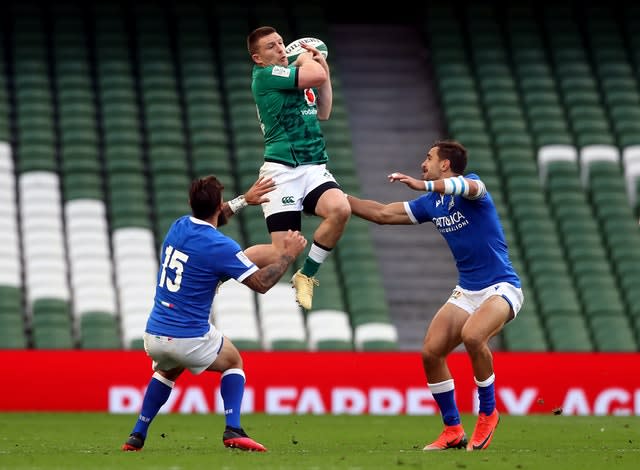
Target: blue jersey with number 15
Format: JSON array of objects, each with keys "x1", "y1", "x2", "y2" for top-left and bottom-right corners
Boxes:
[{"x1": 145, "y1": 216, "x2": 258, "y2": 338}]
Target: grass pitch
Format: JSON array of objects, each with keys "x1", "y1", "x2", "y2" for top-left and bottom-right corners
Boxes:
[{"x1": 0, "y1": 413, "x2": 638, "y2": 469}]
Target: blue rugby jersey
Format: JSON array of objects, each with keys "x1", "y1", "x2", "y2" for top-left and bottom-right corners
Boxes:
[
  {"x1": 145, "y1": 216, "x2": 258, "y2": 338},
  {"x1": 405, "y1": 174, "x2": 520, "y2": 291}
]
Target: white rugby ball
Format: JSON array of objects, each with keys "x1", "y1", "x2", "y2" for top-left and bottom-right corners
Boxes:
[{"x1": 285, "y1": 37, "x2": 328, "y2": 64}]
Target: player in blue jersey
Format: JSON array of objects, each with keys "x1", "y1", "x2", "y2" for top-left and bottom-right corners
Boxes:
[
  {"x1": 346, "y1": 140, "x2": 523, "y2": 451},
  {"x1": 121, "y1": 175, "x2": 307, "y2": 453},
  {"x1": 245, "y1": 26, "x2": 352, "y2": 311}
]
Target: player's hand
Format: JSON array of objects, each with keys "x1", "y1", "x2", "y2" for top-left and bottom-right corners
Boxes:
[
  {"x1": 293, "y1": 50, "x2": 314, "y2": 66},
  {"x1": 388, "y1": 172, "x2": 425, "y2": 191},
  {"x1": 301, "y1": 43, "x2": 328, "y2": 65},
  {"x1": 244, "y1": 177, "x2": 276, "y2": 205},
  {"x1": 282, "y1": 230, "x2": 307, "y2": 258}
]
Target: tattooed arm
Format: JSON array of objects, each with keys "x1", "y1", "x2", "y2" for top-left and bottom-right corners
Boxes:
[{"x1": 242, "y1": 230, "x2": 307, "y2": 294}]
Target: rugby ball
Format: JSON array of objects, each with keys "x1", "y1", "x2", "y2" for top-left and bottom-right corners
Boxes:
[{"x1": 285, "y1": 37, "x2": 328, "y2": 64}]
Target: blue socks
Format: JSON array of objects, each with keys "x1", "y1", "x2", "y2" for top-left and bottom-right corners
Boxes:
[
  {"x1": 132, "y1": 373, "x2": 174, "y2": 438},
  {"x1": 428, "y1": 379, "x2": 461, "y2": 426},
  {"x1": 475, "y1": 374, "x2": 496, "y2": 415},
  {"x1": 220, "y1": 369, "x2": 245, "y2": 429}
]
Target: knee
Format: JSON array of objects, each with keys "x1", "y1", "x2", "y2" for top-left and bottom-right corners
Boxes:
[
  {"x1": 229, "y1": 354, "x2": 243, "y2": 369},
  {"x1": 331, "y1": 199, "x2": 351, "y2": 224},
  {"x1": 461, "y1": 328, "x2": 485, "y2": 353},
  {"x1": 421, "y1": 345, "x2": 444, "y2": 369}
]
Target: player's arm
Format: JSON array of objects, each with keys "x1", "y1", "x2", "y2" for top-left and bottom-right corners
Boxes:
[
  {"x1": 294, "y1": 51, "x2": 327, "y2": 89},
  {"x1": 221, "y1": 176, "x2": 276, "y2": 221},
  {"x1": 242, "y1": 230, "x2": 307, "y2": 293},
  {"x1": 346, "y1": 195, "x2": 413, "y2": 225},
  {"x1": 315, "y1": 71, "x2": 332, "y2": 120},
  {"x1": 302, "y1": 44, "x2": 332, "y2": 120},
  {"x1": 388, "y1": 172, "x2": 486, "y2": 199}
]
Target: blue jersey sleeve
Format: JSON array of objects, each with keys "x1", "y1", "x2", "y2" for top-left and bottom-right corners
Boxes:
[
  {"x1": 406, "y1": 193, "x2": 438, "y2": 224},
  {"x1": 215, "y1": 237, "x2": 259, "y2": 283}
]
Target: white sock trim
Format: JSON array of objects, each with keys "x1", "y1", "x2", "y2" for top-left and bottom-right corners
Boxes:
[
  {"x1": 428, "y1": 378, "x2": 454, "y2": 394},
  {"x1": 222, "y1": 368, "x2": 246, "y2": 382},
  {"x1": 309, "y1": 242, "x2": 331, "y2": 263},
  {"x1": 475, "y1": 373, "x2": 495, "y2": 388},
  {"x1": 152, "y1": 372, "x2": 175, "y2": 388}
]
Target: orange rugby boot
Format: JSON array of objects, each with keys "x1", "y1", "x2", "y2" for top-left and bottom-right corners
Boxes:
[
  {"x1": 423, "y1": 424, "x2": 467, "y2": 451},
  {"x1": 223, "y1": 426, "x2": 267, "y2": 452},
  {"x1": 467, "y1": 409, "x2": 500, "y2": 451}
]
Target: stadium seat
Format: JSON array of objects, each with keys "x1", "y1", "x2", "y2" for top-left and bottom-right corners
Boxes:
[
  {"x1": 79, "y1": 312, "x2": 122, "y2": 349},
  {"x1": 623, "y1": 147, "x2": 640, "y2": 210},
  {"x1": 579, "y1": 144, "x2": 621, "y2": 187},
  {"x1": 31, "y1": 297, "x2": 75, "y2": 349},
  {"x1": 112, "y1": 228, "x2": 157, "y2": 348},
  {"x1": 545, "y1": 316, "x2": 593, "y2": 351},
  {"x1": 354, "y1": 322, "x2": 398, "y2": 351},
  {"x1": 0, "y1": 285, "x2": 27, "y2": 349},
  {"x1": 589, "y1": 315, "x2": 638, "y2": 351},
  {"x1": 257, "y1": 283, "x2": 308, "y2": 350},
  {"x1": 537, "y1": 144, "x2": 578, "y2": 186},
  {"x1": 306, "y1": 309, "x2": 353, "y2": 351},
  {"x1": 213, "y1": 279, "x2": 261, "y2": 349},
  {"x1": 501, "y1": 308, "x2": 548, "y2": 352}
]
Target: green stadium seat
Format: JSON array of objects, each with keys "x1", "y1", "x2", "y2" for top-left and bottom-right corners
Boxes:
[
  {"x1": 230, "y1": 339, "x2": 263, "y2": 351},
  {"x1": 502, "y1": 308, "x2": 548, "y2": 351},
  {"x1": 269, "y1": 339, "x2": 308, "y2": 351},
  {"x1": 589, "y1": 315, "x2": 638, "y2": 351},
  {"x1": 0, "y1": 325, "x2": 28, "y2": 349},
  {"x1": 545, "y1": 316, "x2": 593, "y2": 351},
  {"x1": 129, "y1": 338, "x2": 145, "y2": 350},
  {"x1": 80, "y1": 312, "x2": 122, "y2": 349},
  {"x1": 0, "y1": 288, "x2": 27, "y2": 349}
]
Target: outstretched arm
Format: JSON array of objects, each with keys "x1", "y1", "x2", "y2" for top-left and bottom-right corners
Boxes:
[
  {"x1": 221, "y1": 176, "x2": 276, "y2": 221},
  {"x1": 346, "y1": 195, "x2": 413, "y2": 225},
  {"x1": 388, "y1": 172, "x2": 486, "y2": 199},
  {"x1": 387, "y1": 172, "x2": 426, "y2": 191}
]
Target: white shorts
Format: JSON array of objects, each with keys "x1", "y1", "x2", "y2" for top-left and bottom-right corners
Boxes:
[
  {"x1": 258, "y1": 162, "x2": 338, "y2": 218},
  {"x1": 143, "y1": 325, "x2": 224, "y2": 375},
  {"x1": 446, "y1": 282, "x2": 524, "y2": 317}
]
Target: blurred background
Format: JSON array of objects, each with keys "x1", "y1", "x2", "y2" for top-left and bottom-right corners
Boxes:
[{"x1": 1, "y1": 0, "x2": 639, "y2": 355}]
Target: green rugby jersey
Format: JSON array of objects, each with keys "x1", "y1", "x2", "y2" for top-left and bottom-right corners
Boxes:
[{"x1": 251, "y1": 64, "x2": 329, "y2": 167}]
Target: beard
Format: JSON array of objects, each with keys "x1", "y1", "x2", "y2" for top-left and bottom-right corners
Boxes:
[{"x1": 217, "y1": 210, "x2": 228, "y2": 227}]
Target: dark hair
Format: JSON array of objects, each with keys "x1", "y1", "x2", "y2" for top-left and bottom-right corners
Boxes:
[
  {"x1": 189, "y1": 176, "x2": 224, "y2": 220},
  {"x1": 247, "y1": 26, "x2": 277, "y2": 55},
  {"x1": 434, "y1": 140, "x2": 468, "y2": 175}
]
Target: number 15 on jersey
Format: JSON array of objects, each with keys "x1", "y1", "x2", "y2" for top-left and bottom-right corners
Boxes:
[{"x1": 159, "y1": 245, "x2": 190, "y2": 292}]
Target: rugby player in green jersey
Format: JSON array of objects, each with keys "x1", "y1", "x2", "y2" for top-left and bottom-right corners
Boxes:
[{"x1": 245, "y1": 26, "x2": 351, "y2": 310}]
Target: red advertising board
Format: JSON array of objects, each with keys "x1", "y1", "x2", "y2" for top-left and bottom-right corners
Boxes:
[{"x1": 2, "y1": 351, "x2": 639, "y2": 415}]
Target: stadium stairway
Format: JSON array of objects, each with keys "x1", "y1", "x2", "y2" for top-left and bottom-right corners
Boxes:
[{"x1": 330, "y1": 23, "x2": 457, "y2": 350}]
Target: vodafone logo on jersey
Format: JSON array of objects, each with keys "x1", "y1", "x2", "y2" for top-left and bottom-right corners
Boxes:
[{"x1": 303, "y1": 88, "x2": 317, "y2": 106}]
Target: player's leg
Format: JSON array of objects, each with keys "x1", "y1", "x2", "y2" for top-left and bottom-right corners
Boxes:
[
  {"x1": 209, "y1": 338, "x2": 267, "y2": 452},
  {"x1": 307, "y1": 185, "x2": 351, "y2": 255},
  {"x1": 422, "y1": 302, "x2": 470, "y2": 451},
  {"x1": 291, "y1": 182, "x2": 350, "y2": 309},
  {"x1": 463, "y1": 285, "x2": 521, "y2": 451},
  {"x1": 122, "y1": 334, "x2": 185, "y2": 451},
  {"x1": 244, "y1": 163, "x2": 302, "y2": 267}
]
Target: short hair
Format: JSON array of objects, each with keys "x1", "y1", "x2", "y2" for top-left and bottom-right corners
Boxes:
[
  {"x1": 247, "y1": 26, "x2": 277, "y2": 55},
  {"x1": 189, "y1": 176, "x2": 224, "y2": 220},
  {"x1": 434, "y1": 140, "x2": 468, "y2": 175}
]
